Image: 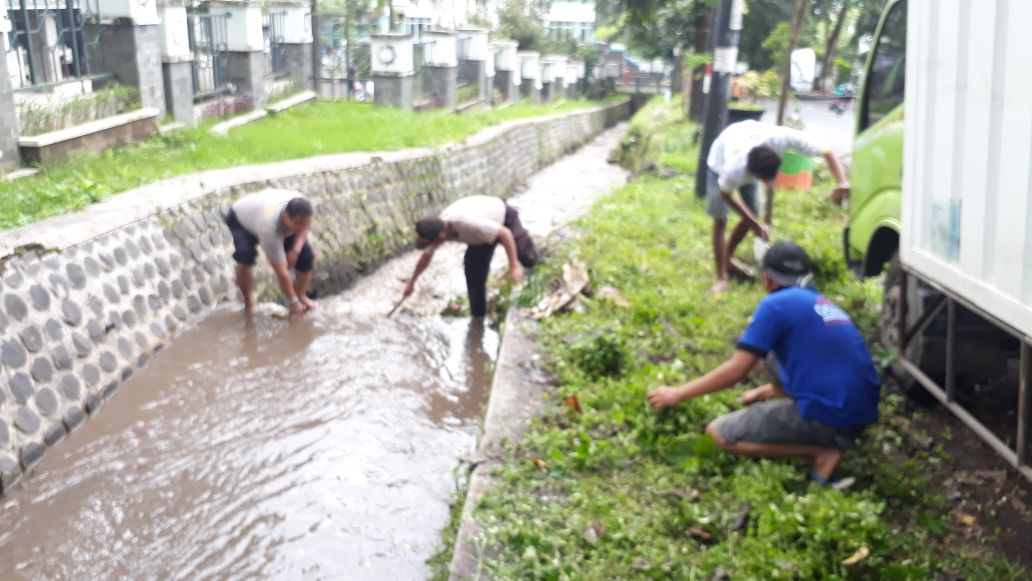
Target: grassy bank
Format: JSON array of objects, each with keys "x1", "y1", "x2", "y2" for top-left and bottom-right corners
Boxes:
[
  {"x1": 461, "y1": 100, "x2": 1026, "y2": 578},
  {"x1": 0, "y1": 98, "x2": 608, "y2": 231}
]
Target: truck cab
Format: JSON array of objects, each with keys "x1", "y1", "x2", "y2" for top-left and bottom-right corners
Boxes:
[{"x1": 846, "y1": 0, "x2": 906, "y2": 277}]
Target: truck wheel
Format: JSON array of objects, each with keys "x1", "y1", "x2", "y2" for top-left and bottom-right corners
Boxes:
[{"x1": 880, "y1": 254, "x2": 935, "y2": 398}]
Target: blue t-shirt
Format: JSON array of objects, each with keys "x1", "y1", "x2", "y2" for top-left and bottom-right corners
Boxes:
[{"x1": 737, "y1": 287, "x2": 881, "y2": 428}]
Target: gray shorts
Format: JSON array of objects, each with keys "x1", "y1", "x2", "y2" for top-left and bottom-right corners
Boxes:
[
  {"x1": 711, "y1": 398, "x2": 866, "y2": 450},
  {"x1": 705, "y1": 168, "x2": 761, "y2": 220}
]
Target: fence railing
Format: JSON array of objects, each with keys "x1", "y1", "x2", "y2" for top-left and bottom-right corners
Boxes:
[
  {"x1": 312, "y1": 12, "x2": 373, "y2": 101},
  {"x1": 455, "y1": 36, "x2": 477, "y2": 104},
  {"x1": 186, "y1": 11, "x2": 231, "y2": 100},
  {"x1": 412, "y1": 39, "x2": 436, "y2": 106},
  {"x1": 262, "y1": 11, "x2": 285, "y2": 78},
  {"x1": 4, "y1": 0, "x2": 108, "y2": 92}
]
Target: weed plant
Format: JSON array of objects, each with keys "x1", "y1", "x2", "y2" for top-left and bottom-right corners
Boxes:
[
  {"x1": 458, "y1": 99, "x2": 1027, "y2": 579},
  {"x1": 0, "y1": 98, "x2": 606, "y2": 230}
]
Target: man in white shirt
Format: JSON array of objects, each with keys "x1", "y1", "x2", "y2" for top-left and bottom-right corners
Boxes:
[
  {"x1": 706, "y1": 120, "x2": 850, "y2": 293},
  {"x1": 225, "y1": 189, "x2": 317, "y2": 321},
  {"x1": 404, "y1": 195, "x2": 539, "y2": 317}
]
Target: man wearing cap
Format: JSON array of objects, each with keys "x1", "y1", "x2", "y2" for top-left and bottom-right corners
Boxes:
[
  {"x1": 225, "y1": 188, "x2": 317, "y2": 321},
  {"x1": 647, "y1": 242, "x2": 880, "y2": 484},
  {"x1": 706, "y1": 120, "x2": 851, "y2": 293},
  {"x1": 404, "y1": 195, "x2": 539, "y2": 318}
]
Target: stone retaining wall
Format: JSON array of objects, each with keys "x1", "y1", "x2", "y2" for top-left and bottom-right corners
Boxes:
[{"x1": 0, "y1": 98, "x2": 631, "y2": 493}]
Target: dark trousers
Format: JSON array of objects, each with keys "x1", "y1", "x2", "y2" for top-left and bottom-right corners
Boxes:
[
  {"x1": 464, "y1": 205, "x2": 539, "y2": 317},
  {"x1": 225, "y1": 210, "x2": 315, "y2": 272}
]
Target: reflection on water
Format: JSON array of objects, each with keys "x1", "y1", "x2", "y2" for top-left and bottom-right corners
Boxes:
[
  {"x1": 0, "y1": 123, "x2": 628, "y2": 580},
  {"x1": 0, "y1": 304, "x2": 496, "y2": 579}
]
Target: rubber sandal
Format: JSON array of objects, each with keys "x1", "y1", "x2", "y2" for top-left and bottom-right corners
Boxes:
[{"x1": 810, "y1": 470, "x2": 856, "y2": 491}]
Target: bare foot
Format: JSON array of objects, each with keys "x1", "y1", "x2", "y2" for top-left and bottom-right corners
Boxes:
[
  {"x1": 710, "y1": 279, "x2": 728, "y2": 294},
  {"x1": 728, "y1": 257, "x2": 756, "y2": 280},
  {"x1": 244, "y1": 301, "x2": 255, "y2": 316},
  {"x1": 811, "y1": 448, "x2": 845, "y2": 481},
  {"x1": 300, "y1": 296, "x2": 318, "y2": 311}
]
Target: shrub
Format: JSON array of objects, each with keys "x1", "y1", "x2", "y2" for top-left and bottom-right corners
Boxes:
[{"x1": 569, "y1": 332, "x2": 629, "y2": 379}]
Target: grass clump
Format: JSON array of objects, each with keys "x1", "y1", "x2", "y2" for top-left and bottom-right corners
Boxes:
[
  {"x1": 16, "y1": 84, "x2": 140, "y2": 135},
  {"x1": 464, "y1": 100, "x2": 1026, "y2": 579},
  {"x1": 0, "y1": 98, "x2": 611, "y2": 231}
]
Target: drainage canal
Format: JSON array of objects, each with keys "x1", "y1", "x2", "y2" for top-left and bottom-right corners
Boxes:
[{"x1": 0, "y1": 124, "x2": 628, "y2": 579}]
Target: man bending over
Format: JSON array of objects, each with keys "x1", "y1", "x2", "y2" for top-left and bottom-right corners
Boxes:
[
  {"x1": 225, "y1": 188, "x2": 316, "y2": 321},
  {"x1": 706, "y1": 120, "x2": 850, "y2": 293},
  {"x1": 404, "y1": 195, "x2": 539, "y2": 318}
]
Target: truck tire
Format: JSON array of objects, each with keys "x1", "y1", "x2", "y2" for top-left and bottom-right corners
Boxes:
[{"x1": 880, "y1": 254, "x2": 936, "y2": 398}]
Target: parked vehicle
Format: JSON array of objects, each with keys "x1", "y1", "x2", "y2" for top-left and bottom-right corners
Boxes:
[{"x1": 846, "y1": 0, "x2": 1031, "y2": 480}]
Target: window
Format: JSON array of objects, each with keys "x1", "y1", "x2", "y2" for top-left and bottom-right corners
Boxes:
[{"x1": 860, "y1": 0, "x2": 906, "y2": 131}]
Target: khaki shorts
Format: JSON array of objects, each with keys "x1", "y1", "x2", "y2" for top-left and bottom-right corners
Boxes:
[
  {"x1": 705, "y1": 168, "x2": 761, "y2": 220},
  {"x1": 711, "y1": 399, "x2": 866, "y2": 450}
]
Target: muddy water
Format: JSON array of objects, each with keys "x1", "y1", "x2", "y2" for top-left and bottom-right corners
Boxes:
[{"x1": 0, "y1": 124, "x2": 628, "y2": 580}]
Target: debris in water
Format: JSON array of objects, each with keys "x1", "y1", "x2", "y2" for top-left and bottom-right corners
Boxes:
[{"x1": 528, "y1": 261, "x2": 589, "y2": 319}]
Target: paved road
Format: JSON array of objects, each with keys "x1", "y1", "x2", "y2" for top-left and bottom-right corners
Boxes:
[{"x1": 754, "y1": 98, "x2": 856, "y2": 160}]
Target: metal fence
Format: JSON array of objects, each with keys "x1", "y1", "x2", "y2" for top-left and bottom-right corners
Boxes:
[
  {"x1": 455, "y1": 36, "x2": 476, "y2": 104},
  {"x1": 412, "y1": 39, "x2": 436, "y2": 106},
  {"x1": 263, "y1": 11, "x2": 286, "y2": 79},
  {"x1": 312, "y1": 12, "x2": 372, "y2": 101},
  {"x1": 186, "y1": 11, "x2": 230, "y2": 100},
  {"x1": 3, "y1": 0, "x2": 107, "y2": 91}
]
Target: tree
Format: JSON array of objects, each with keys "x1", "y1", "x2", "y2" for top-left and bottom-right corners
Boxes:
[
  {"x1": 739, "y1": 0, "x2": 792, "y2": 71},
  {"x1": 775, "y1": 0, "x2": 807, "y2": 124}
]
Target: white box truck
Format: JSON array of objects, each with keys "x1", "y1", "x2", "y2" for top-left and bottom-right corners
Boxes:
[{"x1": 846, "y1": 0, "x2": 1031, "y2": 481}]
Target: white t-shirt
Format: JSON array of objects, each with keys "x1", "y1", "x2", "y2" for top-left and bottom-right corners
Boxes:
[
  {"x1": 441, "y1": 195, "x2": 507, "y2": 245},
  {"x1": 231, "y1": 188, "x2": 301, "y2": 264},
  {"x1": 706, "y1": 120, "x2": 829, "y2": 191}
]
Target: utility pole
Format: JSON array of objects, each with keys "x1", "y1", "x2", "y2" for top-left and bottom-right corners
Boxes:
[{"x1": 695, "y1": 0, "x2": 744, "y2": 198}]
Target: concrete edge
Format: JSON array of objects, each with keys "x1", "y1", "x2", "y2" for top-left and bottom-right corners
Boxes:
[
  {"x1": 447, "y1": 309, "x2": 548, "y2": 580},
  {"x1": 266, "y1": 90, "x2": 318, "y2": 114},
  {"x1": 209, "y1": 109, "x2": 269, "y2": 136},
  {"x1": 17, "y1": 108, "x2": 161, "y2": 147}
]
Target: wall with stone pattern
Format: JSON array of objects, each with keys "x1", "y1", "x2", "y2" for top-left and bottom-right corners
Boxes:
[{"x1": 0, "y1": 98, "x2": 630, "y2": 493}]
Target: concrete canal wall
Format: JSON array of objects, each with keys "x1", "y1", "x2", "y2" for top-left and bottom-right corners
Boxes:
[{"x1": 0, "y1": 99, "x2": 632, "y2": 492}]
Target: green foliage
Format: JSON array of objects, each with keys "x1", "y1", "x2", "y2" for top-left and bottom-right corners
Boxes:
[
  {"x1": 17, "y1": 84, "x2": 140, "y2": 136},
  {"x1": 462, "y1": 98, "x2": 1025, "y2": 579},
  {"x1": 739, "y1": 0, "x2": 793, "y2": 71},
  {"x1": 597, "y1": 0, "x2": 712, "y2": 59},
  {"x1": 569, "y1": 332, "x2": 630, "y2": 379},
  {"x1": 762, "y1": 20, "x2": 793, "y2": 71},
  {"x1": 0, "y1": 98, "x2": 608, "y2": 230},
  {"x1": 739, "y1": 69, "x2": 782, "y2": 99},
  {"x1": 497, "y1": 0, "x2": 571, "y2": 54}
]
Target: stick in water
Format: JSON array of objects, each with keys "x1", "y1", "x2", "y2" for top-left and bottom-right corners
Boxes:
[{"x1": 387, "y1": 297, "x2": 407, "y2": 318}]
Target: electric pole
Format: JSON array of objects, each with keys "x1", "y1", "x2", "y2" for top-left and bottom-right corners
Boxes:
[{"x1": 695, "y1": 0, "x2": 744, "y2": 198}]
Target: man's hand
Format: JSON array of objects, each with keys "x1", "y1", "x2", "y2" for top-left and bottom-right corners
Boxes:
[
  {"x1": 402, "y1": 280, "x2": 415, "y2": 299},
  {"x1": 752, "y1": 222, "x2": 771, "y2": 241},
  {"x1": 507, "y1": 264, "x2": 524, "y2": 282},
  {"x1": 738, "y1": 384, "x2": 775, "y2": 405},
  {"x1": 647, "y1": 386, "x2": 684, "y2": 410},
  {"x1": 286, "y1": 249, "x2": 300, "y2": 270},
  {"x1": 829, "y1": 183, "x2": 850, "y2": 205},
  {"x1": 288, "y1": 301, "x2": 306, "y2": 322}
]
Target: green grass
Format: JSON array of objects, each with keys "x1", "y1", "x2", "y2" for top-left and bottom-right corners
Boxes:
[
  {"x1": 455, "y1": 99, "x2": 1027, "y2": 579},
  {"x1": 0, "y1": 98, "x2": 609, "y2": 231}
]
